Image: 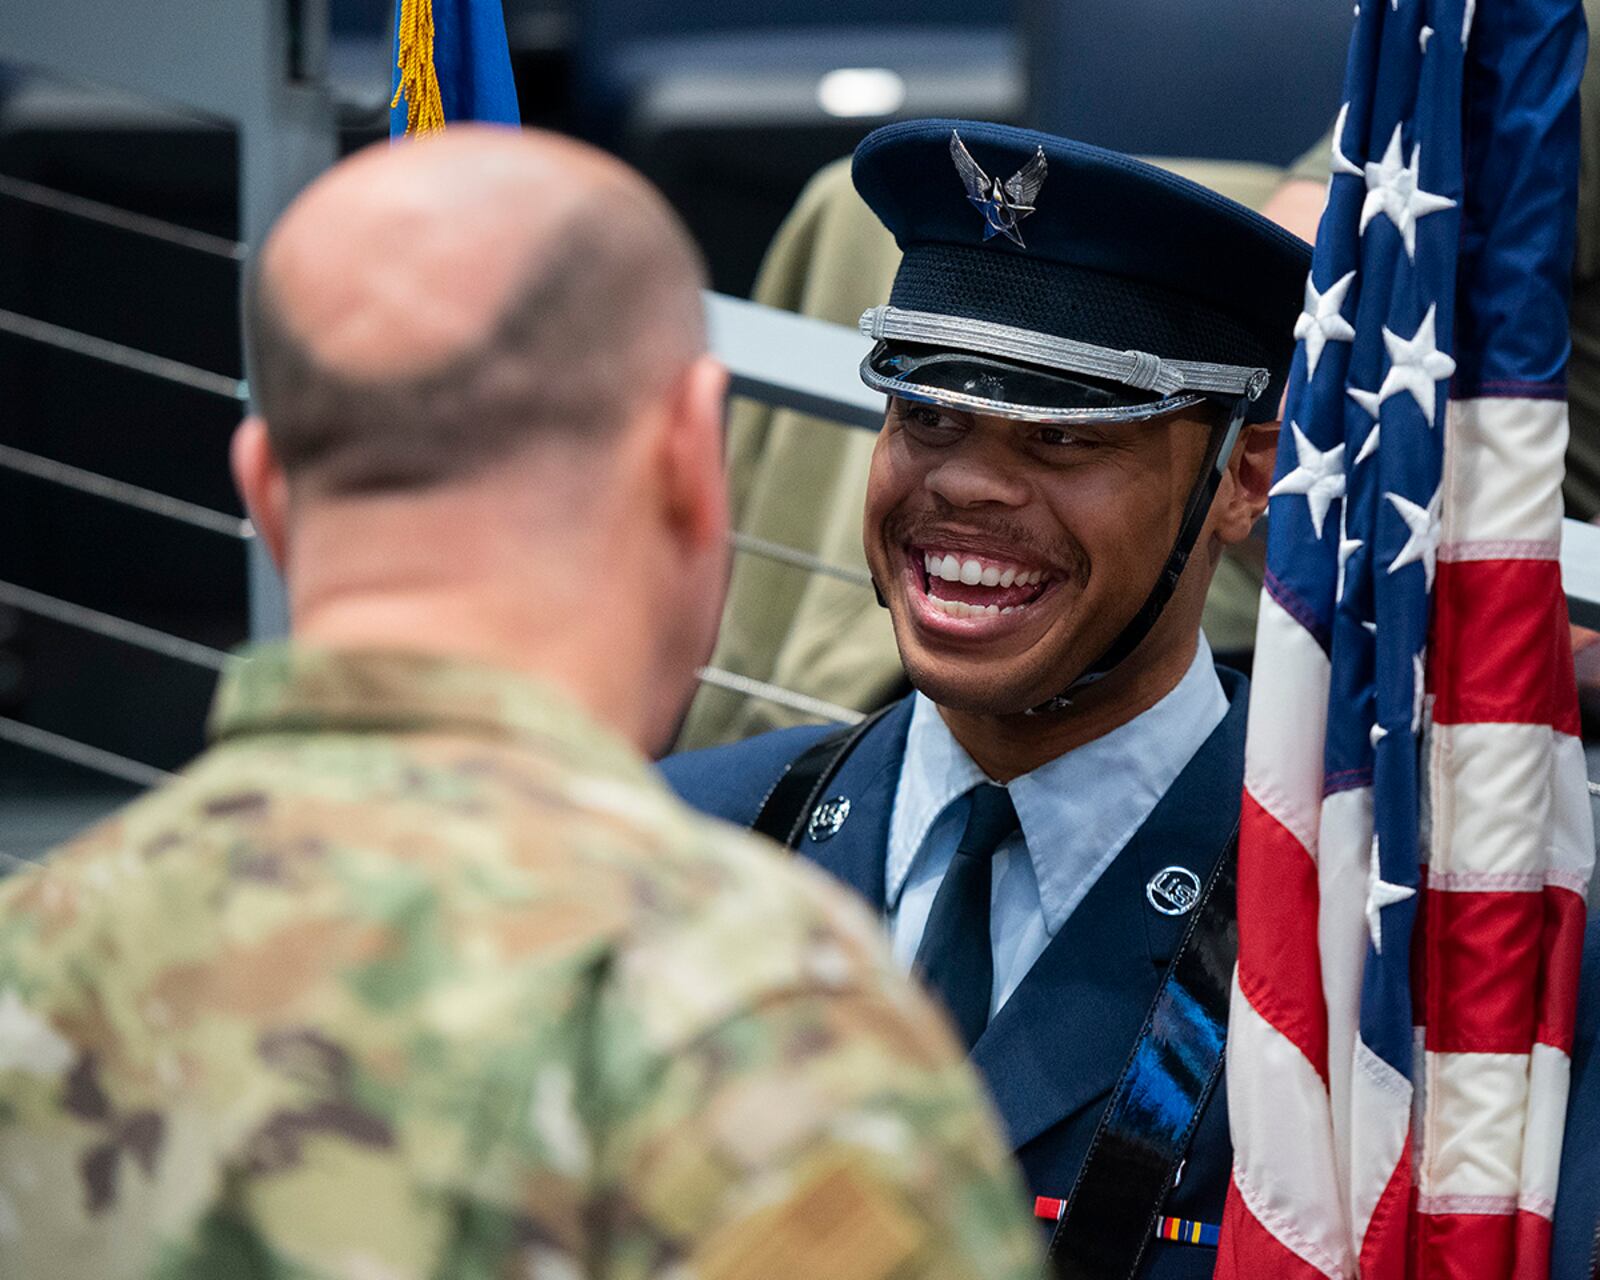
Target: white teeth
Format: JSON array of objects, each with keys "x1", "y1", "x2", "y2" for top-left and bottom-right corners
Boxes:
[
  {"x1": 927, "y1": 597, "x2": 1001, "y2": 619},
  {"x1": 925, "y1": 552, "x2": 962, "y2": 583},
  {"x1": 927, "y1": 594, "x2": 1016, "y2": 619},
  {"x1": 919, "y1": 550, "x2": 1050, "y2": 590}
]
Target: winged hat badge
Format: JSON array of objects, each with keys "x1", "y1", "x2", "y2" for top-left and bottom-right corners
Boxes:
[{"x1": 950, "y1": 129, "x2": 1048, "y2": 249}]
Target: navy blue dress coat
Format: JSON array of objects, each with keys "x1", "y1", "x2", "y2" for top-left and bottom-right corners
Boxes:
[
  {"x1": 1552, "y1": 913, "x2": 1600, "y2": 1279},
  {"x1": 661, "y1": 668, "x2": 1250, "y2": 1279}
]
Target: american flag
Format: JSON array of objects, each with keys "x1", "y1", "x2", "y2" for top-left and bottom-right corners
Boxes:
[{"x1": 1216, "y1": 0, "x2": 1594, "y2": 1273}]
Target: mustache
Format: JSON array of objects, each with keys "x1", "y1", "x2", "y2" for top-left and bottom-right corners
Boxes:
[{"x1": 882, "y1": 509, "x2": 1090, "y2": 587}]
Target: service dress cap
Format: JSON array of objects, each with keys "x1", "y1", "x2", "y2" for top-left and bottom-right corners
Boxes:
[{"x1": 851, "y1": 119, "x2": 1312, "y2": 425}]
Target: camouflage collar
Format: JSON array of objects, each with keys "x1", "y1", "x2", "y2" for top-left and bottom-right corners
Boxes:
[{"x1": 208, "y1": 644, "x2": 654, "y2": 782}]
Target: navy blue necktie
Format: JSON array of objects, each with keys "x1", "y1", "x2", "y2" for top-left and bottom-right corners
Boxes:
[{"x1": 914, "y1": 783, "x2": 1019, "y2": 1051}]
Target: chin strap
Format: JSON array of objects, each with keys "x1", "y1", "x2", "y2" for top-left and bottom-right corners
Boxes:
[{"x1": 1026, "y1": 396, "x2": 1250, "y2": 715}]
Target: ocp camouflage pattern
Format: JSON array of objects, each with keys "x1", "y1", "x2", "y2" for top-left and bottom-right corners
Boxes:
[{"x1": 0, "y1": 646, "x2": 1039, "y2": 1280}]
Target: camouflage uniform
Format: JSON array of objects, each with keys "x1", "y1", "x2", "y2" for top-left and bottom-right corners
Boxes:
[{"x1": 0, "y1": 646, "x2": 1039, "y2": 1280}]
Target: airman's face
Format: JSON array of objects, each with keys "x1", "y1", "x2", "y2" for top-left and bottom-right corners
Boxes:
[{"x1": 862, "y1": 396, "x2": 1217, "y2": 715}]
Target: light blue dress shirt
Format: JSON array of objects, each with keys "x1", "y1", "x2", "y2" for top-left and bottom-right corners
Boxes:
[{"x1": 885, "y1": 637, "x2": 1230, "y2": 1018}]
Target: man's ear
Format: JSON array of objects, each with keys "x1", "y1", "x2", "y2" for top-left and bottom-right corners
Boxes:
[
  {"x1": 230, "y1": 416, "x2": 291, "y2": 570},
  {"x1": 1212, "y1": 419, "x2": 1279, "y2": 546},
  {"x1": 656, "y1": 354, "x2": 731, "y2": 552}
]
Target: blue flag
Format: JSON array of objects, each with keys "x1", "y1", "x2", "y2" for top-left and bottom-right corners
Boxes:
[{"x1": 391, "y1": 0, "x2": 520, "y2": 137}]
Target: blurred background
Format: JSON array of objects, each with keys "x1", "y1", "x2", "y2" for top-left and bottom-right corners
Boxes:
[{"x1": 0, "y1": 0, "x2": 1405, "y2": 856}]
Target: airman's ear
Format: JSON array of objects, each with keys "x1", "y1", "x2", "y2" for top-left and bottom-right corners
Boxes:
[
  {"x1": 230, "y1": 416, "x2": 291, "y2": 571},
  {"x1": 655, "y1": 354, "x2": 731, "y2": 552},
  {"x1": 1211, "y1": 419, "x2": 1279, "y2": 546}
]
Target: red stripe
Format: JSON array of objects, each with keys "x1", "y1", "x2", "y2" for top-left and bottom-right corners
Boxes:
[
  {"x1": 1237, "y1": 791, "x2": 1329, "y2": 1080},
  {"x1": 1423, "y1": 887, "x2": 1543, "y2": 1053},
  {"x1": 1432, "y1": 559, "x2": 1582, "y2": 733},
  {"x1": 1513, "y1": 1207, "x2": 1555, "y2": 1280},
  {"x1": 1358, "y1": 1133, "x2": 1413, "y2": 1280},
  {"x1": 1415, "y1": 1210, "x2": 1516, "y2": 1280},
  {"x1": 1536, "y1": 884, "x2": 1587, "y2": 1053},
  {"x1": 1216, "y1": 1179, "x2": 1333, "y2": 1280}
]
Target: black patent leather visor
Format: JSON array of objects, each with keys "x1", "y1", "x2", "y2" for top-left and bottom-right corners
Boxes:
[{"x1": 861, "y1": 340, "x2": 1209, "y2": 424}]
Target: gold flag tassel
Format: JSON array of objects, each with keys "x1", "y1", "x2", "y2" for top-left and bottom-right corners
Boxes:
[{"x1": 392, "y1": 0, "x2": 447, "y2": 136}]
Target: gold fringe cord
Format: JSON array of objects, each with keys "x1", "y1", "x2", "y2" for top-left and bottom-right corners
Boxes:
[{"x1": 391, "y1": 0, "x2": 446, "y2": 135}]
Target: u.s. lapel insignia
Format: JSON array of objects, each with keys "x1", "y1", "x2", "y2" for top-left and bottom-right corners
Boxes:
[
  {"x1": 950, "y1": 129, "x2": 1048, "y2": 249},
  {"x1": 807, "y1": 796, "x2": 852, "y2": 843},
  {"x1": 1145, "y1": 866, "x2": 1202, "y2": 916}
]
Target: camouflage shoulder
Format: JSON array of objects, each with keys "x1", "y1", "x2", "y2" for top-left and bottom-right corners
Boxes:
[
  {"x1": 589, "y1": 800, "x2": 923, "y2": 1048},
  {"x1": 581, "y1": 816, "x2": 1043, "y2": 1280}
]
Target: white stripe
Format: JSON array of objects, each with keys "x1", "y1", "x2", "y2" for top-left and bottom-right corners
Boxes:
[
  {"x1": 1425, "y1": 870, "x2": 1542, "y2": 892},
  {"x1": 1547, "y1": 868, "x2": 1591, "y2": 897},
  {"x1": 1317, "y1": 786, "x2": 1375, "y2": 1200},
  {"x1": 1437, "y1": 538, "x2": 1561, "y2": 563},
  {"x1": 1228, "y1": 978, "x2": 1353, "y2": 1278},
  {"x1": 1348, "y1": 1037, "x2": 1413, "y2": 1258},
  {"x1": 1425, "y1": 868, "x2": 1588, "y2": 893},
  {"x1": 1246, "y1": 590, "x2": 1332, "y2": 858},
  {"x1": 1416, "y1": 1193, "x2": 1519, "y2": 1215},
  {"x1": 1442, "y1": 398, "x2": 1568, "y2": 545},
  {"x1": 1429, "y1": 723, "x2": 1557, "y2": 878},
  {"x1": 1520, "y1": 1042, "x2": 1571, "y2": 1218},
  {"x1": 1412, "y1": 1026, "x2": 1428, "y2": 1181},
  {"x1": 1418, "y1": 1050, "x2": 1531, "y2": 1198}
]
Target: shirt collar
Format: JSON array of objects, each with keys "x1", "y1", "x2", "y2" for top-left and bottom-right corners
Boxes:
[
  {"x1": 208, "y1": 643, "x2": 654, "y2": 787},
  {"x1": 885, "y1": 694, "x2": 990, "y2": 906},
  {"x1": 885, "y1": 637, "x2": 1229, "y2": 932}
]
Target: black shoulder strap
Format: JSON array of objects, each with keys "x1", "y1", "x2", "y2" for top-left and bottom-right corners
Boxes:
[
  {"x1": 1045, "y1": 825, "x2": 1241, "y2": 1280},
  {"x1": 750, "y1": 704, "x2": 897, "y2": 849}
]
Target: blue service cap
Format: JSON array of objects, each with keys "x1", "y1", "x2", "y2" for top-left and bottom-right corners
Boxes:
[{"x1": 851, "y1": 119, "x2": 1312, "y2": 424}]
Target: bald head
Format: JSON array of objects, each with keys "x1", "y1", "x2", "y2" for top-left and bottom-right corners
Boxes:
[{"x1": 244, "y1": 127, "x2": 708, "y2": 495}]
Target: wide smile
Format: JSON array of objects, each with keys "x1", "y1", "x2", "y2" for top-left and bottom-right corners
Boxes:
[{"x1": 901, "y1": 543, "x2": 1063, "y2": 641}]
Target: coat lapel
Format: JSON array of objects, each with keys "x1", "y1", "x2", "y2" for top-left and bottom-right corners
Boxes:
[
  {"x1": 971, "y1": 670, "x2": 1250, "y2": 1153},
  {"x1": 796, "y1": 696, "x2": 912, "y2": 911}
]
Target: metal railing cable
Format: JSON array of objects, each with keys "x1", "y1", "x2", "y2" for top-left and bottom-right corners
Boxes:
[
  {"x1": 0, "y1": 579, "x2": 230, "y2": 671},
  {"x1": 0, "y1": 443, "x2": 251, "y2": 537},
  {"x1": 0, "y1": 173, "x2": 245, "y2": 261},
  {"x1": 729, "y1": 530, "x2": 874, "y2": 588},
  {"x1": 0, "y1": 451, "x2": 865, "y2": 576},
  {"x1": 0, "y1": 591, "x2": 855, "y2": 793},
  {"x1": 696, "y1": 664, "x2": 864, "y2": 725},
  {"x1": 0, "y1": 716, "x2": 173, "y2": 789},
  {"x1": 0, "y1": 307, "x2": 248, "y2": 401}
]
